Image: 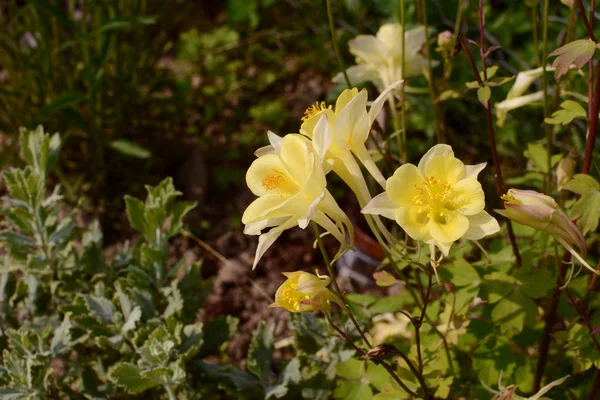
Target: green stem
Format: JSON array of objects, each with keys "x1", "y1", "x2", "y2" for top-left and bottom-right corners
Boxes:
[
  {"x1": 532, "y1": 6, "x2": 541, "y2": 66},
  {"x1": 164, "y1": 384, "x2": 176, "y2": 400},
  {"x1": 541, "y1": 0, "x2": 552, "y2": 192},
  {"x1": 399, "y1": 0, "x2": 407, "y2": 162},
  {"x1": 311, "y1": 223, "x2": 371, "y2": 347},
  {"x1": 419, "y1": 0, "x2": 442, "y2": 143},
  {"x1": 326, "y1": 0, "x2": 351, "y2": 88}
]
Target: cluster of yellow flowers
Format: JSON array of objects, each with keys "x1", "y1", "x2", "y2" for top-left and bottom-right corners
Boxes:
[{"x1": 242, "y1": 23, "x2": 596, "y2": 313}]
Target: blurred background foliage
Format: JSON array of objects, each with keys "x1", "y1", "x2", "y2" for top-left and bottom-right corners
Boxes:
[{"x1": 0, "y1": 0, "x2": 597, "y2": 235}]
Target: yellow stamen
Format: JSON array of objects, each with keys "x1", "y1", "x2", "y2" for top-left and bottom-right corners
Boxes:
[
  {"x1": 302, "y1": 101, "x2": 332, "y2": 121},
  {"x1": 262, "y1": 172, "x2": 285, "y2": 191},
  {"x1": 501, "y1": 193, "x2": 519, "y2": 205},
  {"x1": 412, "y1": 176, "x2": 455, "y2": 224}
]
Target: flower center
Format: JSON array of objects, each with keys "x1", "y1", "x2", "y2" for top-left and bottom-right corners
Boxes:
[
  {"x1": 302, "y1": 101, "x2": 332, "y2": 121},
  {"x1": 262, "y1": 172, "x2": 286, "y2": 191},
  {"x1": 281, "y1": 281, "x2": 309, "y2": 311},
  {"x1": 412, "y1": 177, "x2": 455, "y2": 223}
]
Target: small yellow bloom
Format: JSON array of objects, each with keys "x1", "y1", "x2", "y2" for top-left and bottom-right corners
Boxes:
[
  {"x1": 270, "y1": 271, "x2": 341, "y2": 312},
  {"x1": 496, "y1": 189, "x2": 597, "y2": 276},
  {"x1": 243, "y1": 128, "x2": 353, "y2": 269},
  {"x1": 362, "y1": 144, "x2": 500, "y2": 257},
  {"x1": 334, "y1": 24, "x2": 430, "y2": 92}
]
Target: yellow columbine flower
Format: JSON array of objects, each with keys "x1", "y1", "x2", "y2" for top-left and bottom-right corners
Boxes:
[
  {"x1": 496, "y1": 189, "x2": 597, "y2": 276},
  {"x1": 269, "y1": 271, "x2": 341, "y2": 312},
  {"x1": 299, "y1": 82, "x2": 401, "y2": 203},
  {"x1": 362, "y1": 144, "x2": 500, "y2": 262},
  {"x1": 242, "y1": 124, "x2": 353, "y2": 269},
  {"x1": 333, "y1": 24, "x2": 429, "y2": 92}
]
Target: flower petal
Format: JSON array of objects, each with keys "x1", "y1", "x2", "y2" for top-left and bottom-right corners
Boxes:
[
  {"x1": 362, "y1": 192, "x2": 398, "y2": 220},
  {"x1": 395, "y1": 205, "x2": 432, "y2": 242},
  {"x1": 333, "y1": 89, "x2": 369, "y2": 150},
  {"x1": 463, "y1": 211, "x2": 500, "y2": 240},
  {"x1": 386, "y1": 164, "x2": 424, "y2": 205},
  {"x1": 417, "y1": 144, "x2": 455, "y2": 173},
  {"x1": 452, "y1": 178, "x2": 485, "y2": 215},
  {"x1": 465, "y1": 162, "x2": 487, "y2": 179},
  {"x1": 429, "y1": 211, "x2": 469, "y2": 244},
  {"x1": 368, "y1": 80, "x2": 403, "y2": 126},
  {"x1": 253, "y1": 217, "x2": 297, "y2": 269},
  {"x1": 246, "y1": 154, "x2": 297, "y2": 196},
  {"x1": 312, "y1": 114, "x2": 331, "y2": 162},
  {"x1": 242, "y1": 195, "x2": 290, "y2": 224},
  {"x1": 348, "y1": 35, "x2": 389, "y2": 64},
  {"x1": 335, "y1": 88, "x2": 359, "y2": 114},
  {"x1": 421, "y1": 155, "x2": 466, "y2": 185},
  {"x1": 333, "y1": 65, "x2": 379, "y2": 86},
  {"x1": 280, "y1": 135, "x2": 313, "y2": 185},
  {"x1": 352, "y1": 144, "x2": 387, "y2": 189}
]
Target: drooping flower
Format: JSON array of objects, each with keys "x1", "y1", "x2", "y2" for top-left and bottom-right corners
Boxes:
[
  {"x1": 496, "y1": 189, "x2": 597, "y2": 276},
  {"x1": 299, "y1": 82, "x2": 402, "y2": 203},
  {"x1": 495, "y1": 66, "x2": 554, "y2": 127},
  {"x1": 362, "y1": 144, "x2": 500, "y2": 273},
  {"x1": 242, "y1": 122, "x2": 353, "y2": 269},
  {"x1": 334, "y1": 24, "x2": 429, "y2": 92},
  {"x1": 269, "y1": 271, "x2": 341, "y2": 312}
]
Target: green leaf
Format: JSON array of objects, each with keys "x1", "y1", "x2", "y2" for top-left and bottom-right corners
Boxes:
[
  {"x1": 0, "y1": 230, "x2": 35, "y2": 258},
  {"x1": 484, "y1": 271, "x2": 516, "y2": 304},
  {"x1": 563, "y1": 174, "x2": 600, "y2": 195},
  {"x1": 121, "y1": 306, "x2": 142, "y2": 333},
  {"x1": 549, "y1": 39, "x2": 597, "y2": 79},
  {"x1": 195, "y1": 362, "x2": 264, "y2": 399},
  {"x1": 181, "y1": 323, "x2": 204, "y2": 359},
  {"x1": 265, "y1": 358, "x2": 301, "y2": 399},
  {"x1": 518, "y1": 269, "x2": 554, "y2": 299},
  {"x1": 333, "y1": 380, "x2": 372, "y2": 400},
  {"x1": 571, "y1": 190, "x2": 600, "y2": 234},
  {"x1": 441, "y1": 257, "x2": 480, "y2": 287},
  {"x1": 51, "y1": 314, "x2": 73, "y2": 355},
  {"x1": 491, "y1": 290, "x2": 537, "y2": 337},
  {"x1": 109, "y1": 362, "x2": 161, "y2": 393},
  {"x1": 124, "y1": 195, "x2": 147, "y2": 235},
  {"x1": 246, "y1": 321, "x2": 274, "y2": 385},
  {"x1": 434, "y1": 376, "x2": 454, "y2": 399},
  {"x1": 477, "y1": 85, "x2": 491, "y2": 107},
  {"x1": 110, "y1": 140, "x2": 152, "y2": 159},
  {"x1": 524, "y1": 143, "x2": 551, "y2": 173},
  {"x1": 198, "y1": 315, "x2": 239, "y2": 358},
  {"x1": 41, "y1": 94, "x2": 86, "y2": 114},
  {"x1": 544, "y1": 100, "x2": 587, "y2": 125},
  {"x1": 167, "y1": 201, "x2": 197, "y2": 238},
  {"x1": 83, "y1": 295, "x2": 116, "y2": 323}
]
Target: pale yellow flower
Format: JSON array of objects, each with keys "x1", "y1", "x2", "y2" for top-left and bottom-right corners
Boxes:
[
  {"x1": 269, "y1": 271, "x2": 341, "y2": 312},
  {"x1": 495, "y1": 66, "x2": 554, "y2": 127},
  {"x1": 334, "y1": 24, "x2": 429, "y2": 91},
  {"x1": 242, "y1": 126, "x2": 353, "y2": 269},
  {"x1": 299, "y1": 82, "x2": 402, "y2": 203},
  {"x1": 496, "y1": 189, "x2": 597, "y2": 276},
  {"x1": 362, "y1": 144, "x2": 500, "y2": 257}
]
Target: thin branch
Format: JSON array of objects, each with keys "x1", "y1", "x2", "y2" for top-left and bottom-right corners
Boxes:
[
  {"x1": 577, "y1": 0, "x2": 598, "y2": 41},
  {"x1": 326, "y1": 0, "x2": 351, "y2": 88}
]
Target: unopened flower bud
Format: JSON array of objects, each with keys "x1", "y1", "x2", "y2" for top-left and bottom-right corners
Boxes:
[
  {"x1": 436, "y1": 31, "x2": 454, "y2": 55},
  {"x1": 270, "y1": 271, "x2": 341, "y2": 312},
  {"x1": 496, "y1": 189, "x2": 598, "y2": 276}
]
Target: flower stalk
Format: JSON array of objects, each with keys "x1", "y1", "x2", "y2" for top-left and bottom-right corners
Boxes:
[{"x1": 457, "y1": 34, "x2": 522, "y2": 266}]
